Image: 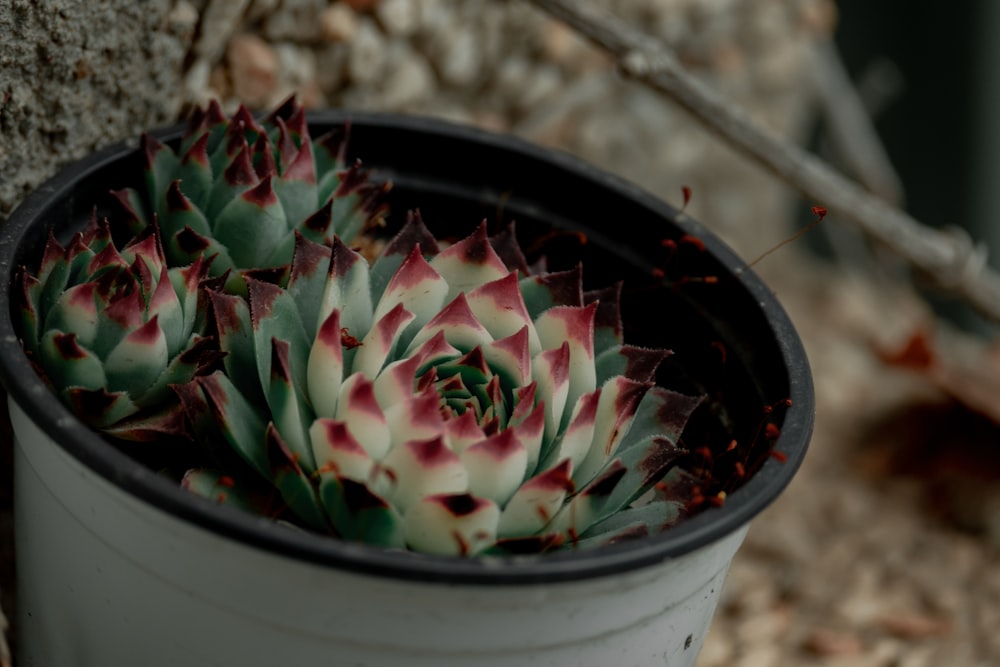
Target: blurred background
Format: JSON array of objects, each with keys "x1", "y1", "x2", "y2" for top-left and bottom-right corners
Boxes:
[{"x1": 1, "y1": 1, "x2": 998, "y2": 665}]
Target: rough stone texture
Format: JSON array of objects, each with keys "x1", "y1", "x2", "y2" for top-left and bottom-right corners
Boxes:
[{"x1": 0, "y1": 0, "x2": 192, "y2": 220}]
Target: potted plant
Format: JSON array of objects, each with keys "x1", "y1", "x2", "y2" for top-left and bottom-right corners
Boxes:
[{"x1": 0, "y1": 99, "x2": 812, "y2": 666}]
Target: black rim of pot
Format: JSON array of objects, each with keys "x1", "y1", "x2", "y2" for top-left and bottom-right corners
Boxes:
[{"x1": 0, "y1": 111, "x2": 814, "y2": 584}]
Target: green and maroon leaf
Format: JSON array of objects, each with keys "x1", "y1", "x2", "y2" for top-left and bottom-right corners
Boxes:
[
  {"x1": 460, "y1": 429, "x2": 528, "y2": 505},
  {"x1": 102, "y1": 400, "x2": 191, "y2": 442},
  {"x1": 497, "y1": 458, "x2": 574, "y2": 537},
  {"x1": 141, "y1": 133, "x2": 179, "y2": 212},
  {"x1": 575, "y1": 500, "x2": 682, "y2": 551},
  {"x1": 573, "y1": 376, "x2": 651, "y2": 485},
  {"x1": 182, "y1": 469, "x2": 275, "y2": 516},
  {"x1": 584, "y1": 282, "x2": 624, "y2": 355},
  {"x1": 430, "y1": 221, "x2": 509, "y2": 300},
  {"x1": 532, "y1": 341, "x2": 570, "y2": 444},
  {"x1": 103, "y1": 315, "x2": 169, "y2": 398},
  {"x1": 333, "y1": 373, "x2": 390, "y2": 460},
  {"x1": 353, "y1": 302, "x2": 415, "y2": 379},
  {"x1": 295, "y1": 198, "x2": 335, "y2": 247},
  {"x1": 268, "y1": 337, "x2": 315, "y2": 473},
  {"x1": 287, "y1": 233, "x2": 334, "y2": 338},
  {"x1": 587, "y1": 435, "x2": 687, "y2": 526},
  {"x1": 313, "y1": 123, "x2": 349, "y2": 183},
  {"x1": 207, "y1": 289, "x2": 263, "y2": 409},
  {"x1": 247, "y1": 277, "x2": 310, "y2": 403},
  {"x1": 39, "y1": 331, "x2": 106, "y2": 391},
  {"x1": 509, "y1": 390, "x2": 546, "y2": 472},
  {"x1": 518, "y1": 265, "x2": 583, "y2": 319},
  {"x1": 198, "y1": 371, "x2": 269, "y2": 479},
  {"x1": 64, "y1": 233, "x2": 99, "y2": 287},
  {"x1": 476, "y1": 373, "x2": 507, "y2": 429},
  {"x1": 328, "y1": 178, "x2": 376, "y2": 244},
  {"x1": 213, "y1": 177, "x2": 289, "y2": 268},
  {"x1": 372, "y1": 245, "x2": 447, "y2": 331},
  {"x1": 320, "y1": 237, "x2": 373, "y2": 342},
  {"x1": 406, "y1": 292, "x2": 493, "y2": 355},
  {"x1": 109, "y1": 187, "x2": 151, "y2": 235},
  {"x1": 205, "y1": 143, "x2": 259, "y2": 221},
  {"x1": 63, "y1": 386, "x2": 137, "y2": 429},
  {"x1": 371, "y1": 354, "x2": 422, "y2": 409},
  {"x1": 535, "y1": 303, "x2": 597, "y2": 418},
  {"x1": 489, "y1": 222, "x2": 531, "y2": 276},
  {"x1": 595, "y1": 345, "x2": 671, "y2": 386},
  {"x1": 547, "y1": 460, "x2": 627, "y2": 542},
  {"x1": 441, "y1": 408, "x2": 487, "y2": 454},
  {"x1": 382, "y1": 387, "x2": 447, "y2": 453},
  {"x1": 251, "y1": 131, "x2": 277, "y2": 180},
  {"x1": 273, "y1": 131, "x2": 318, "y2": 227},
  {"x1": 210, "y1": 106, "x2": 261, "y2": 174},
  {"x1": 409, "y1": 329, "x2": 461, "y2": 376},
  {"x1": 616, "y1": 387, "x2": 703, "y2": 452},
  {"x1": 162, "y1": 180, "x2": 214, "y2": 241},
  {"x1": 264, "y1": 422, "x2": 327, "y2": 532},
  {"x1": 85, "y1": 227, "x2": 129, "y2": 278},
  {"x1": 272, "y1": 115, "x2": 300, "y2": 174},
  {"x1": 43, "y1": 282, "x2": 99, "y2": 350},
  {"x1": 319, "y1": 476, "x2": 405, "y2": 548},
  {"x1": 132, "y1": 334, "x2": 219, "y2": 408},
  {"x1": 169, "y1": 254, "x2": 212, "y2": 338},
  {"x1": 147, "y1": 266, "x2": 186, "y2": 356},
  {"x1": 34, "y1": 235, "x2": 72, "y2": 320},
  {"x1": 176, "y1": 132, "x2": 213, "y2": 210},
  {"x1": 370, "y1": 210, "x2": 439, "y2": 301},
  {"x1": 307, "y1": 309, "x2": 344, "y2": 419},
  {"x1": 309, "y1": 418, "x2": 375, "y2": 482},
  {"x1": 403, "y1": 493, "x2": 500, "y2": 556},
  {"x1": 467, "y1": 272, "x2": 540, "y2": 353},
  {"x1": 539, "y1": 386, "x2": 600, "y2": 472},
  {"x1": 379, "y1": 435, "x2": 467, "y2": 512},
  {"x1": 181, "y1": 98, "x2": 227, "y2": 155}
]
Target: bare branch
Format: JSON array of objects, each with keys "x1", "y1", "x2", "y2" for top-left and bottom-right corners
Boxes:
[{"x1": 526, "y1": 0, "x2": 1000, "y2": 324}]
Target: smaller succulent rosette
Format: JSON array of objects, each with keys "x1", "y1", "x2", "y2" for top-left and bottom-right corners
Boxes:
[
  {"x1": 113, "y1": 98, "x2": 388, "y2": 280},
  {"x1": 15, "y1": 217, "x2": 217, "y2": 437},
  {"x1": 184, "y1": 215, "x2": 702, "y2": 556}
]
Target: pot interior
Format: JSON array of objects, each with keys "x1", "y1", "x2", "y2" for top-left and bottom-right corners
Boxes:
[{"x1": 0, "y1": 111, "x2": 813, "y2": 583}]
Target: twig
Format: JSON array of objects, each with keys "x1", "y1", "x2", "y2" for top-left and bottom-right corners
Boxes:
[{"x1": 526, "y1": 0, "x2": 1000, "y2": 325}]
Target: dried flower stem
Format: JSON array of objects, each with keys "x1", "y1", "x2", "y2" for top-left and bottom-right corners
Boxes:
[{"x1": 527, "y1": 0, "x2": 1000, "y2": 324}]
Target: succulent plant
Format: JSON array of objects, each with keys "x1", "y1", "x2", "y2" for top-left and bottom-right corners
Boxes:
[
  {"x1": 15, "y1": 216, "x2": 218, "y2": 437},
  {"x1": 112, "y1": 97, "x2": 388, "y2": 284},
  {"x1": 182, "y1": 214, "x2": 702, "y2": 556}
]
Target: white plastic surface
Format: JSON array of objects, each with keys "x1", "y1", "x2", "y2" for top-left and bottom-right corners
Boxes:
[{"x1": 12, "y1": 399, "x2": 747, "y2": 666}]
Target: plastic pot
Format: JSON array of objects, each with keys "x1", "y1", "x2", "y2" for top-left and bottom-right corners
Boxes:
[{"x1": 0, "y1": 111, "x2": 813, "y2": 666}]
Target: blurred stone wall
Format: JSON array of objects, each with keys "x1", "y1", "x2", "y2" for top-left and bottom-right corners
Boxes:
[{"x1": 0, "y1": 0, "x2": 193, "y2": 219}]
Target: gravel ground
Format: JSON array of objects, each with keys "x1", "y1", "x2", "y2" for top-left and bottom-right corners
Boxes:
[{"x1": 3, "y1": 1, "x2": 998, "y2": 665}]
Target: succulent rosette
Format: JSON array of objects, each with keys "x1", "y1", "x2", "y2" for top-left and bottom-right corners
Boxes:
[
  {"x1": 183, "y1": 214, "x2": 702, "y2": 556},
  {"x1": 112, "y1": 98, "x2": 388, "y2": 282},
  {"x1": 15, "y1": 217, "x2": 217, "y2": 437}
]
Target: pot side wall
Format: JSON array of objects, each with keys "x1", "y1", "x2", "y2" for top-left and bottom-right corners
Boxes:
[{"x1": 12, "y1": 400, "x2": 745, "y2": 667}]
